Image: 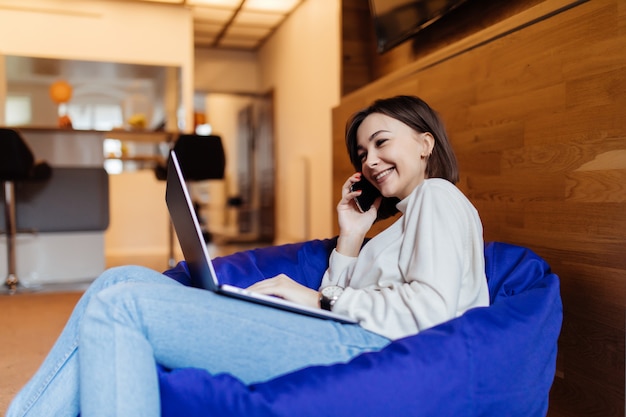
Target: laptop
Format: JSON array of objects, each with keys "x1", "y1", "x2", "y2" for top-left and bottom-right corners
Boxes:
[{"x1": 165, "y1": 150, "x2": 358, "y2": 324}]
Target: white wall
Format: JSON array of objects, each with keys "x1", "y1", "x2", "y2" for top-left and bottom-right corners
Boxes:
[
  {"x1": 105, "y1": 170, "x2": 170, "y2": 259},
  {"x1": 258, "y1": 0, "x2": 341, "y2": 243},
  {"x1": 194, "y1": 49, "x2": 259, "y2": 94}
]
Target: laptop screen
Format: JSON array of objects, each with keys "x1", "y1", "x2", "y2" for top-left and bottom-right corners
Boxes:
[{"x1": 165, "y1": 150, "x2": 219, "y2": 291}]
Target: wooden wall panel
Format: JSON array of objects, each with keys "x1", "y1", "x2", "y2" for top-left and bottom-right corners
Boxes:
[
  {"x1": 340, "y1": 0, "x2": 375, "y2": 96},
  {"x1": 333, "y1": 0, "x2": 625, "y2": 415}
]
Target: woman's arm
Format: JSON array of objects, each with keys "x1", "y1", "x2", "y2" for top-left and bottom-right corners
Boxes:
[
  {"x1": 332, "y1": 182, "x2": 487, "y2": 339},
  {"x1": 335, "y1": 173, "x2": 380, "y2": 256},
  {"x1": 248, "y1": 173, "x2": 382, "y2": 309},
  {"x1": 246, "y1": 274, "x2": 321, "y2": 308}
]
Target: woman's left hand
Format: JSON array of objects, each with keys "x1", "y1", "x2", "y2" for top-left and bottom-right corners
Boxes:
[{"x1": 246, "y1": 275, "x2": 320, "y2": 308}]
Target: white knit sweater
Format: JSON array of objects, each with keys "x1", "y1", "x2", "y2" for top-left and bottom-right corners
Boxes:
[{"x1": 320, "y1": 178, "x2": 490, "y2": 340}]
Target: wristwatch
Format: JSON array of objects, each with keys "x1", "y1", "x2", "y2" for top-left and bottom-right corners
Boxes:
[{"x1": 319, "y1": 285, "x2": 344, "y2": 311}]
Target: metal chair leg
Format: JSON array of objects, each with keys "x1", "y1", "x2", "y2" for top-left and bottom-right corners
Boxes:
[{"x1": 3, "y1": 181, "x2": 19, "y2": 294}]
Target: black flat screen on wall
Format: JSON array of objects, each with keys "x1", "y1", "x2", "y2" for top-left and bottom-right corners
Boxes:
[{"x1": 369, "y1": 0, "x2": 470, "y2": 53}]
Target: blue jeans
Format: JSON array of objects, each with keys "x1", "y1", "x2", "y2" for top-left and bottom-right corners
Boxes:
[{"x1": 7, "y1": 265, "x2": 389, "y2": 417}]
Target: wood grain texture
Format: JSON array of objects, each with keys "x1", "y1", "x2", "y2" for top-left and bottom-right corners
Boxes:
[
  {"x1": 340, "y1": 0, "x2": 375, "y2": 96},
  {"x1": 335, "y1": 0, "x2": 625, "y2": 415}
]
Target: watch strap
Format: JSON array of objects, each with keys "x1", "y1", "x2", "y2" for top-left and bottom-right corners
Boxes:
[{"x1": 320, "y1": 293, "x2": 333, "y2": 311}]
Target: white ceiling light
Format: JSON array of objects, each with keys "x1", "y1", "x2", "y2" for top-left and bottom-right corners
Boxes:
[
  {"x1": 233, "y1": 10, "x2": 284, "y2": 26},
  {"x1": 93, "y1": 0, "x2": 305, "y2": 51},
  {"x1": 187, "y1": 0, "x2": 241, "y2": 7},
  {"x1": 243, "y1": 0, "x2": 300, "y2": 13},
  {"x1": 141, "y1": 0, "x2": 184, "y2": 3},
  {"x1": 192, "y1": 7, "x2": 235, "y2": 23}
]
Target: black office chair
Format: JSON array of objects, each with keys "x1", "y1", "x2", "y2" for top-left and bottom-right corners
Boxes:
[
  {"x1": 155, "y1": 134, "x2": 226, "y2": 267},
  {"x1": 0, "y1": 128, "x2": 52, "y2": 294}
]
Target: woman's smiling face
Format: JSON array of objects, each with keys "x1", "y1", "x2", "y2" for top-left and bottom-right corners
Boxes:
[{"x1": 356, "y1": 113, "x2": 434, "y2": 200}]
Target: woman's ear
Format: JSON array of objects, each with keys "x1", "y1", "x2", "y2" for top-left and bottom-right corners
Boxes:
[{"x1": 421, "y1": 132, "x2": 435, "y2": 157}]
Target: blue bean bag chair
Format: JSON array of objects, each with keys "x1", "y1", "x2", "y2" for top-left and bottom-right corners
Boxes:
[{"x1": 158, "y1": 239, "x2": 562, "y2": 417}]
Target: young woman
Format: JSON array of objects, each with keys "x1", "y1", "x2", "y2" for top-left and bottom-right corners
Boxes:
[{"x1": 7, "y1": 95, "x2": 489, "y2": 417}]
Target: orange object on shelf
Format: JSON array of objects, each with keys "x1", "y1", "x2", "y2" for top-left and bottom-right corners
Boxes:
[
  {"x1": 49, "y1": 80, "x2": 73, "y2": 104},
  {"x1": 58, "y1": 114, "x2": 73, "y2": 129}
]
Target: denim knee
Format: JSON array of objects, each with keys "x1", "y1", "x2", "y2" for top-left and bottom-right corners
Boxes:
[
  {"x1": 83, "y1": 281, "x2": 139, "y2": 326},
  {"x1": 90, "y1": 265, "x2": 174, "y2": 293}
]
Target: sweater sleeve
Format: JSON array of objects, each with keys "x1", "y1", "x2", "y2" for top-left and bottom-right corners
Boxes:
[
  {"x1": 331, "y1": 182, "x2": 480, "y2": 340},
  {"x1": 319, "y1": 249, "x2": 357, "y2": 289}
]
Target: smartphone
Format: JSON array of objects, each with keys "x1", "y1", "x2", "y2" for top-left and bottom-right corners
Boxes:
[{"x1": 350, "y1": 178, "x2": 381, "y2": 213}]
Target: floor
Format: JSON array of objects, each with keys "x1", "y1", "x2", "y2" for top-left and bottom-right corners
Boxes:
[
  {"x1": 0, "y1": 241, "x2": 266, "y2": 415},
  {"x1": 1, "y1": 291, "x2": 82, "y2": 415}
]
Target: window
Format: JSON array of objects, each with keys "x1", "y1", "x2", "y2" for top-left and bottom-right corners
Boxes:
[
  {"x1": 67, "y1": 103, "x2": 123, "y2": 131},
  {"x1": 5, "y1": 95, "x2": 32, "y2": 126}
]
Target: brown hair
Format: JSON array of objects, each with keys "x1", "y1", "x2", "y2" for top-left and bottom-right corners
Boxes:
[{"x1": 345, "y1": 95, "x2": 459, "y2": 220}]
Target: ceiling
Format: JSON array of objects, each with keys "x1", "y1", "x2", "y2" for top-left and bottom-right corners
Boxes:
[{"x1": 132, "y1": 0, "x2": 305, "y2": 51}]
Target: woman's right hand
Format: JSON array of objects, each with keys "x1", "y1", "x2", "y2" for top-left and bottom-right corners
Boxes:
[{"x1": 335, "y1": 173, "x2": 381, "y2": 256}]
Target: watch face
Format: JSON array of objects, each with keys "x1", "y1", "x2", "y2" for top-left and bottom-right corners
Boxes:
[{"x1": 322, "y1": 286, "x2": 343, "y2": 298}]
